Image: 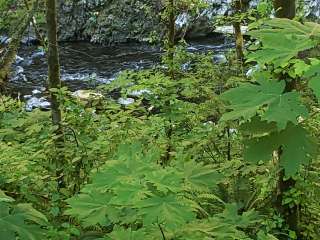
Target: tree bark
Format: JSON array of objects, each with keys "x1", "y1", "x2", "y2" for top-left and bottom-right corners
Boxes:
[
  {"x1": 272, "y1": 0, "x2": 300, "y2": 236},
  {"x1": 24, "y1": 0, "x2": 45, "y2": 45},
  {"x1": 167, "y1": 0, "x2": 175, "y2": 80},
  {"x1": 232, "y1": 0, "x2": 244, "y2": 61},
  {"x1": 46, "y1": 0, "x2": 64, "y2": 188},
  {"x1": 0, "y1": 13, "x2": 33, "y2": 90},
  {"x1": 273, "y1": 0, "x2": 296, "y2": 19},
  {"x1": 46, "y1": 0, "x2": 61, "y2": 126}
]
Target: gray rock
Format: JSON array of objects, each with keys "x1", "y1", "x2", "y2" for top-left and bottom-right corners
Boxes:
[
  {"x1": 15, "y1": 66, "x2": 24, "y2": 75},
  {"x1": 32, "y1": 89, "x2": 42, "y2": 95},
  {"x1": 72, "y1": 90, "x2": 104, "y2": 101},
  {"x1": 0, "y1": 36, "x2": 11, "y2": 45},
  {"x1": 56, "y1": 0, "x2": 318, "y2": 44},
  {"x1": 215, "y1": 25, "x2": 248, "y2": 35},
  {"x1": 15, "y1": 55, "x2": 24, "y2": 64},
  {"x1": 246, "y1": 65, "x2": 260, "y2": 77},
  {"x1": 118, "y1": 97, "x2": 135, "y2": 106},
  {"x1": 21, "y1": 36, "x2": 40, "y2": 45},
  {"x1": 128, "y1": 89, "x2": 151, "y2": 97},
  {"x1": 23, "y1": 95, "x2": 32, "y2": 100},
  {"x1": 213, "y1": 54, "x2": 227, "y2": 64},
  {"x1": 31, "y1": 50, "x2": 45, "y2": 59},
  {"x1": 25, "y1": 97, "x2": 51, "y2": 111},
  {"x1": 181, "y1": 62, "x2": 191, "y2": 71}
]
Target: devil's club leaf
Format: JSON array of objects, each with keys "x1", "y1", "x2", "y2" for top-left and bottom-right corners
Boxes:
[
  {"x1": 221, "y1": 80, "x2": 307, "y2": 130},
  {"x1": 247, "y1": 19, "x2": 319, "y2": 67},
  {"x1": 182, "y1": 161, "x2": 223, "y2": 191},
  {"x1": 136, "y1": 194, "x2": 196, "y2": 230},
  {"x1": 262, "y1": 91, "x2": 308, "y2": 130},
  {"x1": 110, "y1": 183, "x2": 150, "y2": 205},
  {"x1": 304, "y1": 59, "x2": 320, "y2": 102},
  {"x1": 65, "y1": 191, "x2": 115, "y2": 227},
  {"x1": 145, "y1": 168, "x2": 184, "y2": 194},
  {"x1": 105, "y1": 227, "x2": 146, "y2": 240},
  {"x1": 244, "y1": 124, "x2": 317, "y2": 176},
  {"x1": 221, "y1": 80, "x2": 285, "y2": 122},
  {"x1": 240, "y1": 116, "x2": 277, "y2": 137},
  {"x1": 0, "y1": 202, "x2": 47, "y2": 240}
]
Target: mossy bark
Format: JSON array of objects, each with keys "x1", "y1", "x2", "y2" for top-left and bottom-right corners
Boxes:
[
  {"x1": 0, "y1": 14, "x2": 32, "y2": 90},
  {"x1": 167, "y1": 0, "x2": 175, "y2": 80},
  {"x1": 46, "y1": 0, "x2": 64, "y2": 188},
  {"x1": 232, "y1": 0, "x2": 245, "y2": 61}
]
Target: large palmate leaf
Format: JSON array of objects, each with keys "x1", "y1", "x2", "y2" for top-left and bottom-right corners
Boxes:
[
  {"x1": 181, "y1": 161, "x2": 223, "y2": 192},
  {"x1": 175, "y1": 204, "x2": 259, "y2": 240},
  {"x1": 304, "y1": 58, "x2": 320, "y2": 102},
  {"x1": 110, "y1": 183, "x2": 151, "y2": 205},
  {"x1": 104, "y1": 227, "x2": 147, "y2": 240},
  {"x1": 144, "y1": 168, "x2": 184, "y2": 194},
  {"x1": 247, "y1": 18, "x2": 320, "y2": 67},
  {"x1": 65, "y1": 191, "x2": 116, "y2": 227},
  {"x1": 136, "y1": 194, "x2": 197, "y2": 230},
  {"x1": 262, "y1": 91, "x2": 308, "y2": 130},
  {"x1": 244, "y1": 123, "x2": 317, "y2": 176},
  {"x1": 221, "y1": 80, "x2": 307, "y2": 130},
  {"x1": 0, "y1": 200, "x2": 47, "y2": 240}
]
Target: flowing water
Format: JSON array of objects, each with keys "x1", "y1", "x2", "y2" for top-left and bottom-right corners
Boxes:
[{"x1": 7, "y1": 36, "x2": 233, "y2": 109}]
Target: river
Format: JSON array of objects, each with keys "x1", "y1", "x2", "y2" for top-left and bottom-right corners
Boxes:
[{"x1": 7, "y1": 36, "x2": 234, "y2": 110}]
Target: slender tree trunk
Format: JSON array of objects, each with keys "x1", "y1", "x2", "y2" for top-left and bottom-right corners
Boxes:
[
  {"x1": 46, "y1": 0, "x2": 64, "y2": 188},
  {"x1": 273, "y1": 0, "x2": 296, "y2": 19},
  {"x1": 162, "y1": 0, "x2": 175, "y2": 166},
  {"x1": 167, "y1": 0, "x2": 175, "y2": 80},
  {"x1": 272, "y1": 0, "x2": 300, "y2": 236},
  {"x1": 0, "y1": 13, "x2": 33, "y2": 90},
  {"x1": 46, "y1": 0, "x2": 61, "y2": 126},
  {"x1": 24, "y1": 0, "x2": 45, "y2": 45},
  {"x1": 232, "y1": 0, "x2": 244, "y2": 61}
]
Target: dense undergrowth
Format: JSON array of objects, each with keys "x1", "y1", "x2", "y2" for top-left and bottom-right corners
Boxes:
[{"x1": 1, "y1": 12, "x2": 320, "y2": 240}]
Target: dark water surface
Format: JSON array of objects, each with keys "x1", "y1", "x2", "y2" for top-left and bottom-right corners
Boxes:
[{"x1": 9, "y1": 37, "x2": 232, "y2": 97}]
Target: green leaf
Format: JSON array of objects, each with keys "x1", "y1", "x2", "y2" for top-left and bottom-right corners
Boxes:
[
  {"x1": 304, "y1": 59, "x2": 320, "y2": 102},
  {"x1": 182, "y1": 161, "x2": 223, "y2": 191},
  {"x1": 145, "y1": 168, "x2": 184, "y2": 194},
  {"x1": 0, "y1": 202, "x2": 47, "y2": 240},
  {"x1": 0, "y1": 190, "x2": 15, "y2": 203},
  {"x1": 65, "y1": 191, "x2": 115, "y2": 227},
  {"x1": 247, "y1": 19, "x2": 319, "y2": 67},
  {"x1": 239, "y1": 116, "x2": 277, "y2": 137},
  {"x1": 244, "y1": 124, "x2": 317, "y2": 176},
  {"x1": 104, "y1": 227, "x2": 147, "y2": 240},
  {"x1": 262, "y1": 91, "x2": 308, "y2": 130},
  {"x1": 221, "y1": 80, "x2": 285, "y2": 122},
  {"x1": 175, "y1": 204, "x2": 259, "y2": 240},
  {"x1": 309, "y1": 76, "x2": 320, "y2": 102},
  {"x1": 136, "y1": 194, "x2": 197, "y2": 230},
  {"x1": 221, "y1": 80, "x2": 307, "y2": 130},
  {"x1": 110, "y1": 183, "x2": 150, "y2": 205}
]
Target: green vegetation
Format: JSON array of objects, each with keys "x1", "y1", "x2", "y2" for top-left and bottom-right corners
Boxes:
[{"x1": 1, "y1": 0, "x2": 320, "y2": 239}]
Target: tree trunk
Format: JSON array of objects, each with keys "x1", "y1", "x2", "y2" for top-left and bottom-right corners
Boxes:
[
  {"x1": 24, "y1": 0, "x2": 45, "y2": 45},
  {"x1": 167, "y1": 0, "x2": 175, "y2": 80},
  {"x1": 0, "y1": 13, "x2": 33, "y2": 90},
  {"x1": 46, "y1": 0, "x2": 61, "y2": 126},
  {"x1": 232, "y1": 0, "x2": 244, "y2": 61},
  {"x1": 273, "y1": 0, "x2": 296, "y2": 19},
  {"x1": 272, "y1": 0, "x2": 300, "y2": 236},
  {"x1": 46, "y1": 0, "x2": 64, "y2": 188}
]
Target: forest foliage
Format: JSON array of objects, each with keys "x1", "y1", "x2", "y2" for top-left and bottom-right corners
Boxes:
[{"x1": 1, "y1": 0, "x2": 320, "y2": 240}]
